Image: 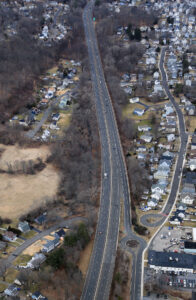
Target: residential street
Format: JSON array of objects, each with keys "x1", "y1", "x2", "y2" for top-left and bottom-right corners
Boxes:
[{"x1": 1, "y1": 217, "x2": 86, "y2": 271}]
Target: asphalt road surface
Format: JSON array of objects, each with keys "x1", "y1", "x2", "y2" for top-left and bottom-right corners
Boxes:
[
  {"x1": 140, "y1": 47, "x2": 188, "y2": 228},
  {"x1": 81, "y1": 1, "x2": 135, "y2": 299},
  {"x1": 0, "y1": 217, "x2": 86, "y2": 272},
  {"x1": 81, "y1": 1, "x2": 187, "y2": 299}
]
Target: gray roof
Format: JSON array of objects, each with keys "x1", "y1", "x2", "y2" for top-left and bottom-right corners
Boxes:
[{"x1": 148, "y1": 250, "x2": 196, "y2": 269}]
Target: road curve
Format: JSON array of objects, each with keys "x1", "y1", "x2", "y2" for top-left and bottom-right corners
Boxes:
[
  {"x1": 82, "y1": 3, "x2": 187, "y2": 300},
  {"x1": 1, "y1": 217, "x2": 87, "y2": 271},
  {"x1": 81, "y1": 0, "x2": 140, "y2": 299},
  {"x1": 81, "y1": 2, "x2": 122, "y2": 300},
  {"x1": 140, "y1": 47, "x2": 188, "y2": 228}
]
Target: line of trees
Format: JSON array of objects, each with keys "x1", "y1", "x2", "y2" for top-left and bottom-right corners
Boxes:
[{"x1": 94, "y1": 3, "x2": 154, "y2": 215}]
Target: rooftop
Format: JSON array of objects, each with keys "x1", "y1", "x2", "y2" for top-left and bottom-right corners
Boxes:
[{"x1": 148, "y1": 250, "x2": 196, "y2": 269}]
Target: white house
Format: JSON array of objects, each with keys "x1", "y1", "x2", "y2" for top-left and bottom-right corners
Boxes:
[
  {"x1": 154, "y1": 170, "x2": 169, "y2": 180},
  {"x1": 137, "y1": 153, "x2": 146, "y2": 160},
  {"x1": 138, "y1": 125, "x2": 151, "y2": 132},
  {"x1": 147, "y1": 198, "x2": 158, "y2": 208},
  {"x1": 189, "y1": 159, "x2": 196, "y2": 171},
  {"x1": 140, "y1": 134, "x2": 153, "y2": 143},
  {"x1": 133, "y1": 108, "x2": 145, "y2": 116},
  {"x1": 136, "y1": 146, "x2": 147, "y2": 152},
  {"x1": 169, "y1": 216, "x2": 183, "y2": 225},
  {"x1": 129, "y1": 97, "x2": 139, "y2": 103},
  {"x1": 165, "y1": 106, "x2": 174, "y2": 115},
  {"x1": 180, "y1": 193, "x2": 195, "y2": 205},
  {"x1": 151, "y1": 184, "x2": 165, "y2": 194},
  {"x1": 42, "y1": 237, "x2": 60, "y2": 253},
  {"x1": 4, "y1": 285, "x2": 18, "y2": 297},
  {"x1": 146, "y1": 57, "x2": 156, "y2": 65},
  {"x1": 153, "y1": 71, "x2": 159, "y2": 79},
  {"x1": 167, "y1": 134, "x2": 175, "y2": 142},
  {"x1": 27, "y1": 253, "x2": 46, "y2": 269},
  {"x1": 151, "y1": 192, "x2": 161, "y2": 201}
]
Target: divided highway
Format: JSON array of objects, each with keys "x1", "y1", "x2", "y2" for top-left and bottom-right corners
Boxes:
[
  {"x1": 82, "y1": 0, "x2": 188, "y2": 298},
  {"x1": 81, "y1": 1, "x2": 134, "y2": 299}
]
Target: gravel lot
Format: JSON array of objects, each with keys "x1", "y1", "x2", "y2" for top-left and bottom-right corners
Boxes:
[{"x1": 151, "y1": 226, "x2": 192, "y2": 252}]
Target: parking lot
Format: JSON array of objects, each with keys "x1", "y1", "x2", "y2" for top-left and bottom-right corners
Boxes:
[
  {"x1": 145, "y1": 267, "x2": 196, "y2": 291},
  {"x1": 151, "y1": 226, "x2": 192, "y2": 252}
]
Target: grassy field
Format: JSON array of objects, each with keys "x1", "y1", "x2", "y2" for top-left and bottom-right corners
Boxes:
[
  {"x1": 22, "y1": 230, "x2": 37, "y2": 240},
  {"x1": 122, "y1": 103, "x2": 153, "y2": 121},
  {"x1": 185, "y1": 116, "x2": 196, "y2": 133},
  {"x1": 0, "y1": 145, "x2": 60, "y2": 219},
  {"x1": 0, "y1": 283, "x2": 8, "y2": 292},
  {"x1": 2, "y1": 268, "x2": 19, "y2": 284},
  {"x1": 13, "y1": 254, "x2": 31, "y2": 266}
]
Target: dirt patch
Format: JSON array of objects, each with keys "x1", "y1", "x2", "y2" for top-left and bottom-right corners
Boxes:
[
  {"x1": 0, "y1": 144, "x2": 50, "y2": 172},
  {"x1": 78, "y1": 239, "x2": 94, "y2": 277},
  {"x1": 23, "y1": 239, "x2": 46, "y2": 256},
  {"x1": 0, "y1": 164, "x2": 60, "y2": 219}
]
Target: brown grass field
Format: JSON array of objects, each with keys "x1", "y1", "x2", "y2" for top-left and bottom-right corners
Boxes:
[{"x1": 0, "y1": 144, "x2": 60, "y2": 219}]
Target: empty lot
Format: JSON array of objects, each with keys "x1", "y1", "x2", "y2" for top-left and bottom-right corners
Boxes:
[{"x1": 0, "y1": 144, "x2": 60, "y2": 219}]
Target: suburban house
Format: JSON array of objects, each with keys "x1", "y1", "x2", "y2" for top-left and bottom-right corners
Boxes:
[
  {"x1": 189, "y1": 159, "x2": 196, "y2": 171},
  {"x1": 181, "y1": 183, "x2": 195, "y2": 195},
  {"x1": 129, "y1": 97, "x2": 139, "y2": 103},
  {"x1": 159, "y1": 159, "x2": 172, "y2": 168},
  {"x1": 162, "y1": 150, "x2": 174, "y2": 159},
  {"x1": 191, "y1": 135, "x2": 196, "y2": 150},
  {"x1": 136, "y1": 146, "x2": 147, "y2": 152},
  {"x1": 169, "y1": 216, "x2": 183, "y2": 225},
  {"x1": 18, "y1": 221, "x2": 30, "y2": 233},
  {"x1": 34, "y1": 214, "x2": 46, "y2": 225},
  {"x1": 151, "y1": 192, "x2": 161, "y2": 201},
  {"x1": 147, "y1": 198, "x2": 158, "y2": 207},
  {"x1": 185, "y1": 172, "x2": 196, "y2": 185},
  {"x1": 55, "y1": 228, "x2": 66, "y2": 239},
  {"x1": 176, "y1": 202, "x2": 187, "y2": 211},
  {"x1": 154, "y1": 170, "x2": 169, "y2": 180},
  {"x1": 186, "y1": 104, "x2": 195, "y2": 116},
  {"x1": 174, "y1": 210, "x2": 186, "y2": 219},
  {"x1": 31, "y1": 291, "x2": 48, "y2": 300},
  {"x1": 138, "y1": 125, "x2": 151, "y2": 132},
  {"x1": 137, "y1": 153, "x2": 146, "y2": 160},
  {"x1": 52, "y1": 113, "x2": 60, "y2": 121},
  {"x1": 4, "y1": 284, "x2": 18, "y2": 297},
  {"x1": 133, "y1": 108, "x2": 145, "y2": 116},
  {"x1": 167, "y1": 133, "x2": 175, "y2": 142},
  {"x1": 180, "y1": 193, "x2": 195, "y2": 205},
  {"x1": 27, "y1": 253, "x2": 46, "y2": 269},
  {"x1": 45, "y1": 87, "x2": 55, "y2": 99},
  {"x1": 49, "y1": 121, "x2": 59, "y2": 130},
  {"x1": 3, "y1": 231, "x2": 17, "y2": 242},
  {"x1": 42, "y1": 237, "x2": 60, "y2": 253},
  {"x1": 140, "y1": 134, "x2": 153, "y2": 143},
  {"x1": 40, "y1": 98, "x2": 49, "y2": 106},
  {"x1": 151, "y1": 184, "x2": 165, "y2": 195},
  {"x1": 148, "y1": 250, "x2": 196, "y2": 273}
]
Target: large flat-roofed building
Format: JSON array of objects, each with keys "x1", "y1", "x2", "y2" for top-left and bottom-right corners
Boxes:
[
  {"x1": 184, "y1": 241, "x2": 196, "y2": 254},
  {"x1": 148, "y1": 250, "x2": 196, "y2": 274},
  {"x1": 193, "y1": 228, "x2": 196, "y2": 242}
]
